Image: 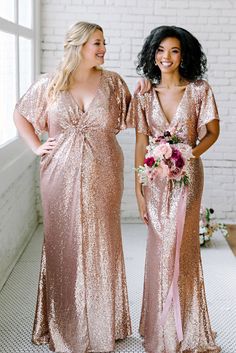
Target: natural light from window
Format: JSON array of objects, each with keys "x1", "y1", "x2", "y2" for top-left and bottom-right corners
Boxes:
[
  {"x1": 0, "y1": 31, "x2": 16, "y2": 145},
  {"x1": 0, "y1": 1, "x2": 15, "y2": 23},
  {"x1": 0, "y1": 0, "x2": 34, "y2": 147}
]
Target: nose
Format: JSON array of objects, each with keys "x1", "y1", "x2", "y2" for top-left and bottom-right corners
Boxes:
[
  {"x1": 163, "y1": 50, "x2": 171, "y2": 59},
  {"x1": 101, "y1": 43, "x2": 106, "y2": 53}
]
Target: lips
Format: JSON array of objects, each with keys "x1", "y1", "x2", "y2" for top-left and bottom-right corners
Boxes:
[{"x1": 161, "y1": 61, "x2": 172, "y2": 67}]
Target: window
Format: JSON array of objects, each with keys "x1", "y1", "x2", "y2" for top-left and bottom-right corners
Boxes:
[{"x1": 0, "y1": 0, "x2": 37, "y2": 147}]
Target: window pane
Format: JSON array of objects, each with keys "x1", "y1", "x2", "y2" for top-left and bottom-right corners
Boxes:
[
  {"x1": 0, "y1": 31, "x2": 16, "y2": 146},
  {"x1": 19, "y1": 37, "x2": 32, "y2": 96},
  {"x1": 0, "y1": 0, "x2": 15, "y2": 22},
  {"x1": 18, "y1": 0, "x2": 32, "y2": 28}
]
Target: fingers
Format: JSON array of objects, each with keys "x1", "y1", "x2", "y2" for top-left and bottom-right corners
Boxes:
[
  {"x1": 140, "y1": 79, "x2": 152, "y2": 95},
  {"x1": 46, "y1": 138, "x2": 56, "y2": 145},
  {"x1": 44, "y1": 142, "x2": 56, "y2": 150},
  {"x1": 134, "y1": 78, "x2": 146, "y2": 95},
  {"x1": 133, "y1": 83, "x2": 140, "y2": 95},
  {"x1": 36, "y1": 137, "x2": 57, "y2": 156},
  {"x1": 133, "y1": 79, "x2": 152, "y2": 95},
  {"x1": 139, "y1": 207, "x2": 148, "y2": 225},
  {"x1": 139, "y1": 81, "x2": 146, "y2": 95},
  {"x1": 40, "y1": 146, "x2": 54, "y2": 155},
  {"x1": 47, "y1": 142, "x2": 56, "y2": 147},
  {"x1": 137, "y1": 194, "x2": 148, "y2": 225},
  {"x1": 41, "y1": 150, "x2": 51, "y2": 155},
  {"x1": 45, "y1": 137, "x2": 56, "y2": 146},
  {"x1": 143, "y1": 212, "x2": 149, "y2": 225}
]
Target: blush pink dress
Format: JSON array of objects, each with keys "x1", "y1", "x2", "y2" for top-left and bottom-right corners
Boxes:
[
  {"x1": 16, "y1": 70, "x2": 132, "y2": 353},
  {"x1": 128, "y1": 80, "x2": 221, "y2": 353}
]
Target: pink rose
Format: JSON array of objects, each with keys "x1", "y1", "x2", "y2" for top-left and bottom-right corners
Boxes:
[
  {"x1": 158, "y1": 161, "x2": 169, "y2": 179},
  {"x1": 153, "y1": 143, "x2": 172, "y2": 160}
]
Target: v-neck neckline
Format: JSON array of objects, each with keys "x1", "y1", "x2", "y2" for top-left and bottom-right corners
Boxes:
[
  {"x1": 68, "y1": 69, "x2": 104, "y2": 114},
  {"x1": 153, "y1": 82, "x2": 190, "y2": 127}
]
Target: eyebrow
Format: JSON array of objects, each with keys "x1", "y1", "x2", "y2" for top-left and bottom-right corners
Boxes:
[{"x1": 158, "y1": 45, "x2": 181, "y2": 50}]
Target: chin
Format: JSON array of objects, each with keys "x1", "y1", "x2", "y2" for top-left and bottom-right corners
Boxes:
[
  {"x1": 96, "y1": 59, "x2": 104, "y2": 65},
  {"x1": 160, "y1": 67, "x2": 179, "y2": 74}
]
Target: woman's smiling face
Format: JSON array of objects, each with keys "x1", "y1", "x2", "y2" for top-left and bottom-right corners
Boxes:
[
  {"x1": 155, "y1": 37, "x2": 182, "y2": 75},
  {"x1": 80, "y1": 29, "x2": 106, "y2": 67}
]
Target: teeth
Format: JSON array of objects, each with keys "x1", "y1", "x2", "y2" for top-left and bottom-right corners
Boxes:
[{"x1": 161, "y1": 62, "x2": 172, "y2": 67}]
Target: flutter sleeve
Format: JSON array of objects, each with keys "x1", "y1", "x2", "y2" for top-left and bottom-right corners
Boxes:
[
  {"x1": 127, "y1": 93, "x2": 150, "y2": 135},
  {"x1": 15, "y1": 74, "x2": 51, "y2": 136},
  {"x1": 197, "y1": 81, "x2": 219, "y2": 140},
  {"x1": 115, "y1": 74, "x2": 132, "y2": 131}
]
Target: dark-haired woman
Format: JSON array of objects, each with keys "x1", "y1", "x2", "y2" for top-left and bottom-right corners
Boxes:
[{"x1": 128, "y1": 26, "x2": 221, "y2": 352}]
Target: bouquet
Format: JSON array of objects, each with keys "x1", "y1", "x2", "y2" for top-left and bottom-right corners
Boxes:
[
  {"x1": 199, "y1": 206, "x2": 228, "y2": 246},
  {"x1": 136, "y1": 131, "x2": 193, "y2": 186}
]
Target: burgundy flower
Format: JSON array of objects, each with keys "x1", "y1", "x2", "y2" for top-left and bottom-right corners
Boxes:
[
  {"x1": 163, "y1": 131, "x2": 171, "y2": 137},
  {"x1": 144, "y1": 157, "x2": 155, "y2": 167},
  {"x1": 171, "y1": 148, "x2": 181, "y2": 160},
  {"x1": 175, "y1": 156, "x2": 185, "y2": 169}
]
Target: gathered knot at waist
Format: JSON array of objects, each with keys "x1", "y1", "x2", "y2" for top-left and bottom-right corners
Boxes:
[{"x1": 68, "y1": 125, "x2": 115, "y2": 136}]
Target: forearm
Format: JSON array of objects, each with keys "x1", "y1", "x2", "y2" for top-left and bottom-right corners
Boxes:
[
  {"x1": 192, "y1": 119, "x2": 220, "y2": 158},
  {"x1": 193, "y1": 132, "x2": 219, "y2": 158},
  {"x1": 135, "y1": 132, "x2": 148, "y2": 196},
  {"x1": 135, "y1": 170, "x2": 143, "y2": 197},
  {"x1": 13, "y1": 110, "x2": 41, "y2": 153}
]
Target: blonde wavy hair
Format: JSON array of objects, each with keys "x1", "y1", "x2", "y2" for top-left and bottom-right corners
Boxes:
[{"x1": 47, "y1": 21, "x2": 103, "y2": 100}]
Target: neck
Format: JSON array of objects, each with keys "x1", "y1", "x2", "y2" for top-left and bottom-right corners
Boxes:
[
  {"x1": 160, "y1": 72, "x2": 183, "y2": 88},
  {"x1": 72, "y1": 66, "x2": 97, "y2": 83}
]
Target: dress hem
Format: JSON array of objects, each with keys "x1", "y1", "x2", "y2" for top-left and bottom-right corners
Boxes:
[{"x1": 32, "y1": 331, "x2": 132, "y2": 353}]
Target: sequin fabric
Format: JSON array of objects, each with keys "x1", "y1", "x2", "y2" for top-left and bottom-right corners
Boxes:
[
  {"x1": 128, "y1": 80, "x2": 221, "y2": 353},
  {"x1": 15, "y1": 70, "x2": 132, "y2": 353}
]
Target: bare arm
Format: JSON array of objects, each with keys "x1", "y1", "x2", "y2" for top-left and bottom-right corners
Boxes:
[
  {"x1": 135, "y1": 131, "x2": 149, "y2": 224},
  {"x1": 13, "y1": 109, "x2": 56, "y2": 156},
  {"x1": 192, "y1": 119, "x2": 220, "y2": 158}
]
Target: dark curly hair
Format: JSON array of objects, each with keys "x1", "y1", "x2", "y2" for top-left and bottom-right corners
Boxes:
[{"x1": 136, "y1": 25, "x2": 207, "y2": 83}]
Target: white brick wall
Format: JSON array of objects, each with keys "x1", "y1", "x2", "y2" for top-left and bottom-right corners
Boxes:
[
  {"x1": 40, "y1": 0, "x2": 236, "y2": 223},
  {"x1": 0, "y1": 160, "x2": 38, "y2": 289}
]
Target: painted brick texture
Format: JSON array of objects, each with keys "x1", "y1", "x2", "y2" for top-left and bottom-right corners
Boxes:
[{"x1": 0, "y1": 162, "x2": 38, "y2": 289}]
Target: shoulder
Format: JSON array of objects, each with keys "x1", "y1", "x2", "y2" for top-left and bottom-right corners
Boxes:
[
  {"x1": 191, "y1": 79, "x2": 212, "y2": 93},
  {"x1": 102, "y1": 69, "x2": 127, "y2": 85},
  {"x1": 102, "y1": 69, "x2": 122, "y2": 79},
  {"x1": 32, "y1": 72, "x2": 54, "y2": 91}
]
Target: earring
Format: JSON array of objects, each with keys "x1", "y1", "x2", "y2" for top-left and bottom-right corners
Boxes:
[
  {"x1": 180, "y1": 59, "x2": 184, "y2": 69},
  {"x1": 154, "y1": 60, "x2": 158, "y2": 66}
]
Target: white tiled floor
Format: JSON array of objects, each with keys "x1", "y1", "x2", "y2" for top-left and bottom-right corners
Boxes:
[{"x1": 0, "y1": 224, "x2": 236, "y2": 353}]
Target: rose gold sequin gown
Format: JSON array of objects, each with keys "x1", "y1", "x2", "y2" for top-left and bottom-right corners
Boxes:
[
  {"x1": 128, "y1": 80, "x2": 221, "y2": 353},
  {"x1": 16, "y1": 70, "x2": 132, "y2": 353}
]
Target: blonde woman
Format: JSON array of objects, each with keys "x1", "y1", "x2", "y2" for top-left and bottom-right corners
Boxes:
[{"x1": 14, "y1": 22, "x2": 137, "y2": 353}]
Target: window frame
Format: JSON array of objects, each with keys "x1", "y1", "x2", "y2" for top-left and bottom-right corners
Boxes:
[
  {"x1": 0, "y1": 0, "x2": 40, "y2": 148},
  {"x1": 0, "y1": 1, "x2": 40, "y2": 193}
]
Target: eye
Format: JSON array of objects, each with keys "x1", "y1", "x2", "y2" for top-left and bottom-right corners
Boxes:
[
  {"x1": 157, "y1": 48, "x2": 164, "y2": 52},
  {"x1": 172, "y1": 49, "x2": 180, "y2": 53}
]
